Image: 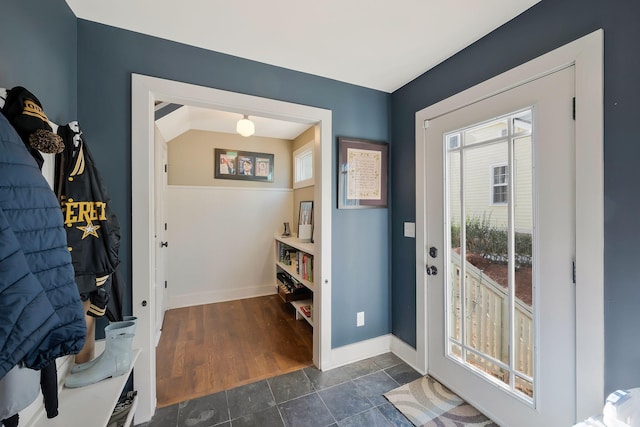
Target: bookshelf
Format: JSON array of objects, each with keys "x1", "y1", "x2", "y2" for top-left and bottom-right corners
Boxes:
[{"x1": 274, "y1": 235, "x2": 314, "y2": 326}]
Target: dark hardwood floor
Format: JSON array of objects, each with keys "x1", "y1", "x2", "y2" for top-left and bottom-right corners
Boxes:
[{"x1": 155, "y1": 294, "x2": 313, "y2": 407}]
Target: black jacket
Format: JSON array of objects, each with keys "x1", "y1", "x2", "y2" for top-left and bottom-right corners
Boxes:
[{"x1": 55, "y1": 122, "x2": 121, "y2": 296}]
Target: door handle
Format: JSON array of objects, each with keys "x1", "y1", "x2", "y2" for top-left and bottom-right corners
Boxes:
[
  {"x1": 426, "y1": 266, "x2": 438, "y2": 276},
  {"x1": 160, "y1": 241, "x2": 168, "y2": 248}
]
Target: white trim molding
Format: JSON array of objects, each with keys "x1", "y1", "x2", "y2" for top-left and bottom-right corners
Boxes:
[
  {"x1": 168, "y1": 286, "x2": 277, "y2": 310},
  {"x1": 131, "y1": 74, "x2": 333, "y2": 423},
  {"x1": 391, "y1": 336, "x2": 423, "y2": 374},
  {"x1": 327, "y1": 335, "x2": 392, "y2": 370}
]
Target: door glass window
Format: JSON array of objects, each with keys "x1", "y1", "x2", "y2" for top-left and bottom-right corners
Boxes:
[
  {"x1": 445, "y1": 108, "x2": 534, "y2": 400},
  {"x1": 463, "y1": 117, "x2": 508, "y2": 145}
]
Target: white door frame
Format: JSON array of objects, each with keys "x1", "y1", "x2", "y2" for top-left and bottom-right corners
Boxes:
[
  {"x1": 415, "y1": 29, "x2": 603, "y2": 421},
  {"x1": 131, "y1": 74, "x2": 333, "y2": 423},
  {"x1": 152, "y1": 128, "x2": 168, "y2": 346}
]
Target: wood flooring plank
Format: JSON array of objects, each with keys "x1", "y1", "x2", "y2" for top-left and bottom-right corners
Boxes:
[{"x1": 156, "y1": 295, "x2": 313, "y2": 407}]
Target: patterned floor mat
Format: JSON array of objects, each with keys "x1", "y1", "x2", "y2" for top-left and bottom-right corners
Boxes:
[{"x1": 384, "y1": 375, "x2": 498, "y2": 426}]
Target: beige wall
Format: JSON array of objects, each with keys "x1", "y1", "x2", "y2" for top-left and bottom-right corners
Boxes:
[
  {"x1": 168, "y1": 129, "x2": 293, "y2": 188},
  {"x1": 292, "y1": 126, "x2": 316, "y2": 234},
  {"x1": 293, "y1": 126, "x2": 315, "y2": 151}
]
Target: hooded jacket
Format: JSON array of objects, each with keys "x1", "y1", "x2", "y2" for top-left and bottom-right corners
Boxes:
[{"x1": 0, "y1": 113, "x2": 86, "y2": 380}]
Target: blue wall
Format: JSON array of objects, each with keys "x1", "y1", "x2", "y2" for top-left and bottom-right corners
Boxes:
[
  {"x1": 0, "y1": 0, "x2": 77, "y2": 122},
  {"x1": 75, "y1": 21, "x2": 392, "y2": 347},
  {"x1": 6, "y1": 0, "x2": 639, "y2": 397},
  {"x1": 390, "y1": 0, "x2": 640, "y2": 394}
]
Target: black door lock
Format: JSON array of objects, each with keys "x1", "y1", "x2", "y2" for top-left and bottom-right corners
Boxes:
[{"x1": 429, "y1": 247, "x2": 438, "y2": 258}]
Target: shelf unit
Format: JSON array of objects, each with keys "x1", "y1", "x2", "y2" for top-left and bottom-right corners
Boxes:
[
  {"x1": 291, "y1": 299, "x2": 313, "y2": 326},
  {"x1": 25, "y1": 343, "x2": 140, "y2": 427},
  {"x1": 275, "y1": 235, "x2": 314, "y2": 326}
]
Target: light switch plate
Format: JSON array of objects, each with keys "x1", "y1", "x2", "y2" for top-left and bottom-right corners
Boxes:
[{"x1": 404, "y1": 222, "x2": 416, "y2": 238}]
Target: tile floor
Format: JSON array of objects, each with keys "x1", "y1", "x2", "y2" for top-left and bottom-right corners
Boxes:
[{"x1": 137, "y1": 352, "x2": 421, "y2": 427}]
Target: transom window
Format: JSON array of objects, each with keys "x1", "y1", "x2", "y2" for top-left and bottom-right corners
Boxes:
[{"x1": 293, "y1": 141, "x2": 314, "y2": 189}]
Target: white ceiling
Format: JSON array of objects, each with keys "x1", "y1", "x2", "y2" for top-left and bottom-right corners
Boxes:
[
  {"x1": 155, "y1": 105, "x2": 312, "y2": 142},
  {"x1": 64, "y1": 0, "x2": 540, "y2": 93}
]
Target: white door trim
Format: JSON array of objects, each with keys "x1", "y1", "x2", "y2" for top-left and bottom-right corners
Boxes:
[
  {"x1": 415, "y1": 29, "x2": 603, "y2": 421},
  {"x1": 131, "y1": 75, "x2": 333, "y2": 423}
]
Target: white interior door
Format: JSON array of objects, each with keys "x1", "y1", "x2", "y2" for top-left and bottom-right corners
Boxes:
[
  {"x1": 425, "y1": 66, "x2": 576, "y2": 426},
  {"x1": 153, "y1": 127, "x2": 168, "y2": 344}
]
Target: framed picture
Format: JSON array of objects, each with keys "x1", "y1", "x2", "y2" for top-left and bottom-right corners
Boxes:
[
  {"x1": 214, "y1": 148, "x2": 274, "y2": 182},
  {"x1": 299, "y1": 201, "x2": 313, "y2": 226},
  {"x1": 298, "y1": 201, "x2": 313, "y2": 242},
  {"x1": 338, "y1": 137, "x2": 388, "y2": 209}
]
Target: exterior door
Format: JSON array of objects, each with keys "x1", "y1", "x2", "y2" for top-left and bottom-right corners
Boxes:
[{"x1": 425, "y1": 66, "x2": 575, "y2": 426}]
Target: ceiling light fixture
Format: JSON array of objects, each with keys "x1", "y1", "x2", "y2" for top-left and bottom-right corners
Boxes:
[{"x1": 236, "y1": 114, "x2": 255, "y2": 137}]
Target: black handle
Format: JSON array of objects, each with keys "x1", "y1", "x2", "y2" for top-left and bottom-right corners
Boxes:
[{"x1": 161, "y1": 241, "x2": 168, "y2": 247}]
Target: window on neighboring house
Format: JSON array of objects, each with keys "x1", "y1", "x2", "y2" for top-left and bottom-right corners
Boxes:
[
  {"x1": 293, "y1": 141, "x2": 314, "y2": 189},
  {"x1": 492, "y1": 164, "x2": 508, "y2": 204}
]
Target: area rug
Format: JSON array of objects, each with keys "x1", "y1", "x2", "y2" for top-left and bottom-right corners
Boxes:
[{"x1": 384, "y1": 376, "x2": 498, "y2": 426}]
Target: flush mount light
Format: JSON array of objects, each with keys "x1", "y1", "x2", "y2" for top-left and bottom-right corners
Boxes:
[{"x1": 236, "y1": 115, "x2": 255, "y2": 137}]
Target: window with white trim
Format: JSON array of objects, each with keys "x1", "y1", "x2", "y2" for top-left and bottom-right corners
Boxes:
[
  {"x1": 293, "y1": 141, "x2": 314, "y2": 189},
  {"x1": 492, "y1": 164, "x2": 508, "y2": 204}
]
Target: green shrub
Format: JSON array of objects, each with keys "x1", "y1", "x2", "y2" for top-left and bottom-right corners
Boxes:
[{"x1": 450, "y1": 214, "x2": 532, "y2": 264}]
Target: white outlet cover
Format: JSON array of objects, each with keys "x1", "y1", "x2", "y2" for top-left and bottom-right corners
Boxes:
[{"x1": 357, "y1": 311, "x2": 365, "y2": 327}]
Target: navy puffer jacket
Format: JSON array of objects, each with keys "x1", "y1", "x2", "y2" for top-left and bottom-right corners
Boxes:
[{"x1": 0, "y1": 113, "x2": 85, "y2": 379}]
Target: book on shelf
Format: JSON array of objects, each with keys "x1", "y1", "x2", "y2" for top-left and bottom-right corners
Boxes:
[{"x1": 278, "y1": 245, "x2": 297, "y2": 266}]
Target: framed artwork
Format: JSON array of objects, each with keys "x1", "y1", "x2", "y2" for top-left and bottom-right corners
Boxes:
[
  {"x1": 338, "y1": 137, "x2": 388, "y2": 209},
  {"x1": 298, "y1": 201, "x2": 313, "y2": 242},
  {"x1": 299, "y1": 201, "x2": 313, "y2": 226},
  {"x1": 214, "y1": 148, "x2": 274, "y2": 182}
]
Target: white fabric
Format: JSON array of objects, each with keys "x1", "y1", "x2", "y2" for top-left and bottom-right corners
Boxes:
[
  {"x1": 0, "y1": 364, "x2": 39, "y2": 419},
  {"x1": 603, "y1": 388, "x2": 640, "y2": 427}
]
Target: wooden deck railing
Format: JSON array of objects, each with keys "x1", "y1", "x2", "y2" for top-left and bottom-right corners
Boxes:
[{"x1": 449, "y1": 251, "x2": 533, "y2": 391}]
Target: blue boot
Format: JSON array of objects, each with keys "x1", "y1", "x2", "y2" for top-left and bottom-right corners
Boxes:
[
  {"x1": 70, "y1": 316, "x2": 137, "y2": 374},
  {"x1": 64, "y1": 321, "x2": 135, "y2": 388}
]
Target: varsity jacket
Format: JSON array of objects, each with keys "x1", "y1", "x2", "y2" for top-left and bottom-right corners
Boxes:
[
  {"x1": 0, "y1": 113, "x2": 86, "y2": 379},
  {"x1": 55, "y1": 122, "x2": 121, "y2": 296}
]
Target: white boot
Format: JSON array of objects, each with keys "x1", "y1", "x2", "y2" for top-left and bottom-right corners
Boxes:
[
  {"x1": 64, "y1": 321, "x2": 135, "y2": 388},
  {"x1": 70, "y1": 316, "x2": 137, "y2": 374}
]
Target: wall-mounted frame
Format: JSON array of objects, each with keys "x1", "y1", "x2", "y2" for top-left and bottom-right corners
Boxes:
[
  {"x1": 214, "y1": 148, "x2": 274, "y2": 182},
  {"x1": 338, "y1": 137, "x2": 388, "y2": 209},
  {"x1": 298, "y1": 200, "x2": 313, "y2": 242}
]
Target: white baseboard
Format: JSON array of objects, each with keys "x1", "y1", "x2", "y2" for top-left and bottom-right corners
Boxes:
[
  {"x1": 325, "y1": 334, "x2": 393, "y2": 370},
  {"x1": 391, "y1": 335, "x2": 423, "y2": 374},
  {"x1": 168, "y1": 285, "x2": 276, "y2": 309}
]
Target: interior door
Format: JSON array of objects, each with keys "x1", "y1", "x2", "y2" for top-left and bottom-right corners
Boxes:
[
  {"x1": 425, "y1": 66, "x2": 576, "y2": 426},
  {"x1": 154, "y1": 127, "x2": 169, "y2": 344}
]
